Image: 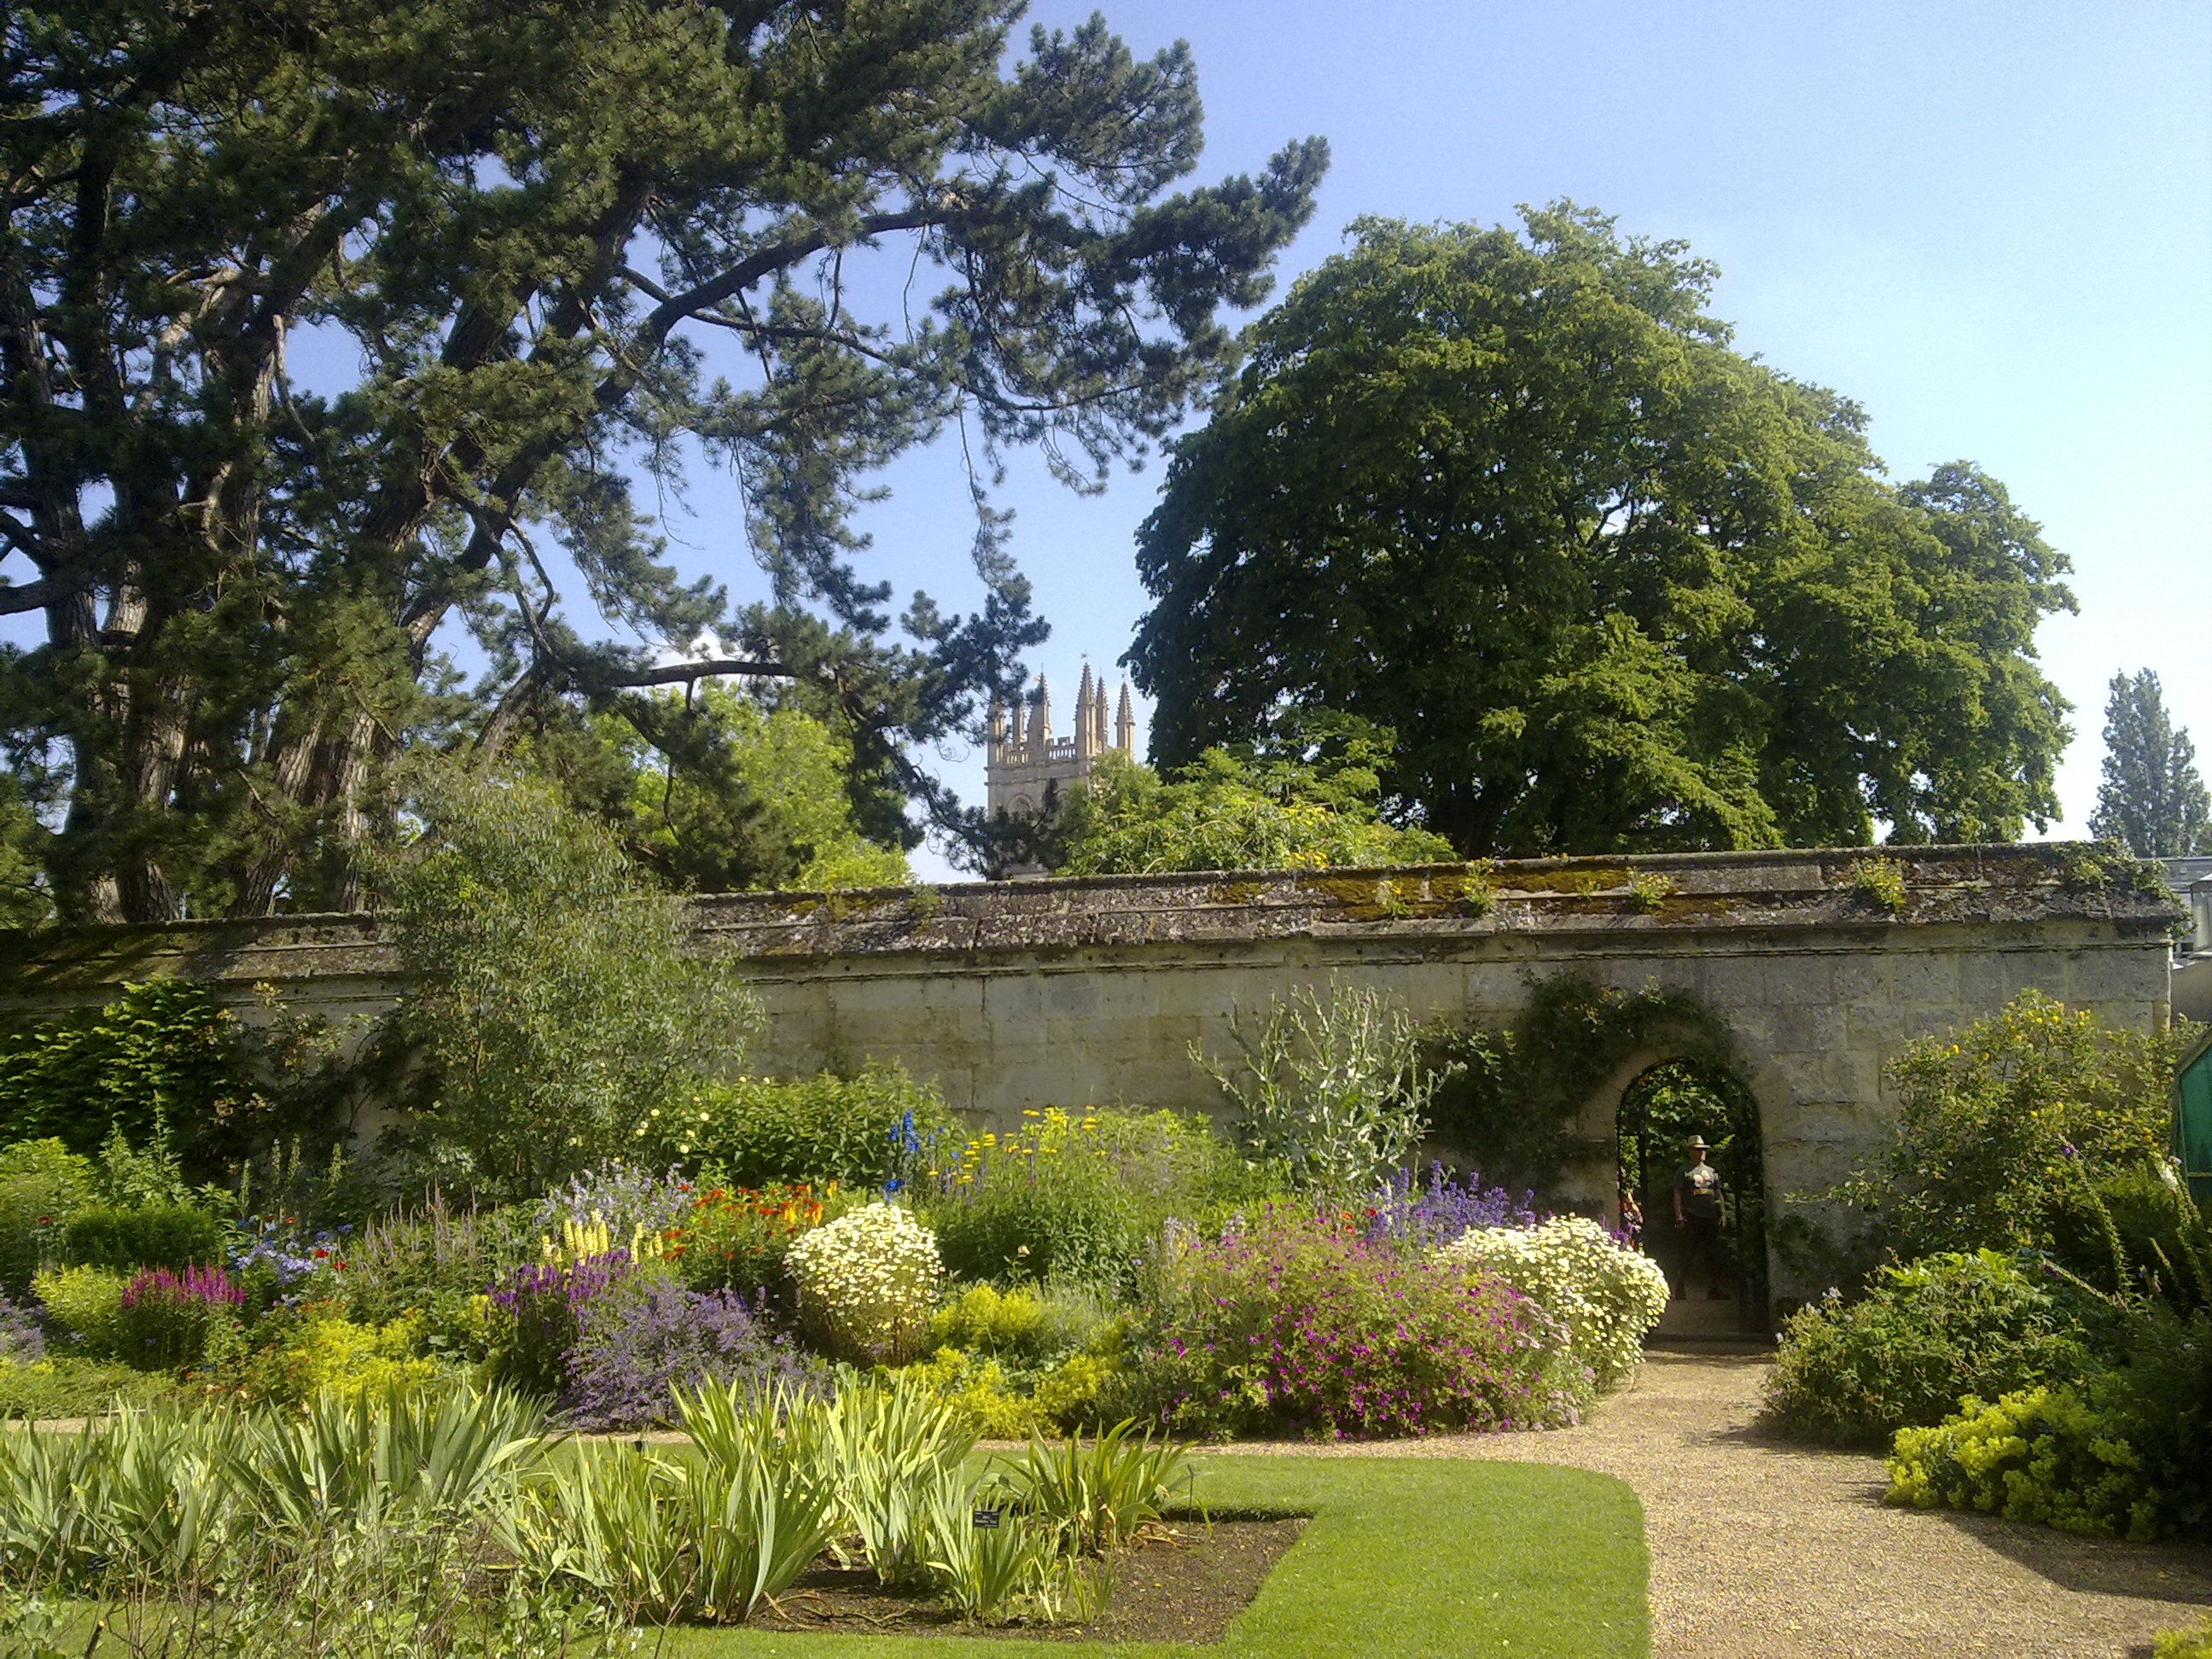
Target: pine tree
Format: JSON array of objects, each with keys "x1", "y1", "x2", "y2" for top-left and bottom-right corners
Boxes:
[{"x1": 2088, "y1": 670, "x2": 2211, "y2": 856}]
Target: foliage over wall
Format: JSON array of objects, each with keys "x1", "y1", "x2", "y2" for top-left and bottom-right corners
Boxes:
[
  {"x1": 1048, "y1": 714, "x2": 1452, "y2": 876},
  {"x1": 1129, "y1": 206, "x2": 2076, "y2": 856}
]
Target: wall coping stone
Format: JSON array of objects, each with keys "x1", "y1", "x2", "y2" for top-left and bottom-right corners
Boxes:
[{"x1": 0, "y1": 843, "x2": 2180, "y2": 1008}]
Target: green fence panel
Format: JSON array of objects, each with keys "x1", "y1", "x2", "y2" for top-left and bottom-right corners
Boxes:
[{"x1": 2178, "y1": 1029, "x2": 2212, "y2": 1210}]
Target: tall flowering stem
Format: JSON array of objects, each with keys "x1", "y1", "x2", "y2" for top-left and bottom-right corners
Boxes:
[
  {"x1": 116, "y1": 1264, "x2": 246, "y2": 1370},
  {"x1": 1365, "y1": 1163, "x2": 1539, "y2": 1253},
  {"x1": 490, "y1": 1248, "x2": 634, "y2": 1398}
]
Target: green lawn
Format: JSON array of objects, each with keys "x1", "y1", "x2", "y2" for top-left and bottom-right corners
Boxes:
[{"x1": 661, "y1": 1454, "x2": 1650, "y2": 1659}]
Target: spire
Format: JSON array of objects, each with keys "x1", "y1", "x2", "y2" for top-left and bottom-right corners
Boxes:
[
  {"x1": 1115, "y1": 682, "x2": 1134, "y2": 753},
  {"x1": 1030, "y1": 675, "x2": 1051, "y2": 753},
  {"x1": 1006, "y1": 693, "x2": 1024, "y2": 751},
  {"x1": 1074, "y1": 662, "x2": 1097, "y2": 760},
  {"x1": 1092, "y1": 678, "x2": 1109, "y2": 755},
  {"x1": 987, "y1": 696, "x2": 1006, "y2": 757}
]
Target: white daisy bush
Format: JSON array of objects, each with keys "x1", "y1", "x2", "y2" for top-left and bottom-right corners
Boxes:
[
  {"x1": 786, "y1": 1200, "x2": 942, "y2": 1364},
  {"x1": 1437, "y1": 1216, "x2": 1669, "y2": 1392}
]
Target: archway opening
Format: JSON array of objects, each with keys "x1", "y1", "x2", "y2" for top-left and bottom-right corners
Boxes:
[{"x1": 1618, "y1": 1058, "x2": 1768, "y2": 1330}]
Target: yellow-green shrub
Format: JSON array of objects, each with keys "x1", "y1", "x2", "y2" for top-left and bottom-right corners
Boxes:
[
  {"x1": 928, "y1": 1283, "x2": 1050, "y2": 1357},
  {"x1": 899, "y1": 1339, "x2": 1126, "y2": 1437},
  {"x1": 30, "y1": 1265, "x2": 127, "y2": 1357},
  {"x1": 899, "y1": 1347, "x2": 1042, "y2": 1438},
  {"x1": 1888, "y1": 1384, "x2": 2163, "y2": 1541},
  {"x1": 246, "y1": 1311, "x2": 444, "y2": 1404},
  {"x1": 2156, "y1": 1612, "x2": 2212, "y2": 1659},
  {"x1": 1031, "y1": 1350, "x2": 1120, "y2": 1428}
]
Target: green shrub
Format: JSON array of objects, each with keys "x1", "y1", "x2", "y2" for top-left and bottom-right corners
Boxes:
[
  {"x1": 59, "y1": 1201, "x2": 226, "y2": 1272},
  {"x1": 2046, "y1": 1165, "x2": 2211, "y2": 1312},
  {"x1": 1762, "y1": 1250, "x2": 2092, "y2": 1446},
  {"x1": 1833, "y1": 992, "x2": 2184, "y2": 1260},
  {"x1": 637, "y1": 1063, "x2": 957, "y2": 1187},
  {"x1": 0, "y1": 1354, "x2": 178, "y2": 1418},
  {"x1": 30, "y1": 1265, "x2": 128, "y2": 1356},
  {"x1": 0, "y1": 1138, "x2": 92, "y2": 1292},
  {"x1": 328, "y1": 1200, "x2": 537, "y2": 1330},
  {"x1": 376, "y1": 760, "x2": 760, "y2": 1198},
  {"x1": 928, "y1": 1171, "x2": 1143, "y2": 1286},
  {"x1": 920, "y1": 1107, "x2": 1271, "y2": 1287}
]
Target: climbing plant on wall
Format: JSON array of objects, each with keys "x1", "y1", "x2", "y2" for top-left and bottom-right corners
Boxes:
[{"x1": 1423, "y1": 975, "x2": 1745, "y2": 1196}]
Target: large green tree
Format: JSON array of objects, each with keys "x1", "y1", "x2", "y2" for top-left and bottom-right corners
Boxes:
[
  {"x1": 1128, "y1": 208, "x2": 2075, "y2": 857},
  {"x1": 0, "y1": 0, "x2": 1324, "y2": 922},
  {"x1": 2088, "y1": 669, "x2": 2209, "y2": 857}
]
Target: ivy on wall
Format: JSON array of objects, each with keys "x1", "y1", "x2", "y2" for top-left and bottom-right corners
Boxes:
[
  {"x1": 1423, "y1": 975, "x2": 1746, "y2": 1196},
  {"x1": 0, "y1": 981, "x2": 352, "y2": 1179}
]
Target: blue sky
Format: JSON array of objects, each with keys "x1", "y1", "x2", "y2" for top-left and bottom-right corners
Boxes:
[{"x1": 863, "y1": 0, "x2": 2211, "y2": 876}]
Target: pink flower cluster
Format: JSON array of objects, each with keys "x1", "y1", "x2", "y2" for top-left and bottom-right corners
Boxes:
[
  {"x1": 120, "y1": 1264, "x2": 244, "y2": 1311},
  {"x1": 1138, "y1": 1206, "x2": 1588, "y2": 1440}
]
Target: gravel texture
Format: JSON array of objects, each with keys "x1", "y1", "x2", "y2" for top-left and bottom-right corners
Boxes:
[{"x1": 1203, "y1": 1348, "x2": 2212, "y2": 1658}]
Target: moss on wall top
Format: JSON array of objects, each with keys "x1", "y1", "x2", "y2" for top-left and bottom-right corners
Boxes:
[{"x1": 0, "y1": 843, "x2": 2182, "y2": 1010}]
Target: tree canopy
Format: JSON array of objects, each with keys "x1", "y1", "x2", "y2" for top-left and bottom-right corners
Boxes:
[
  {"x1": 2088, "y1": 670, "x2": 2209, "y2": 858},
  {"x1": 527, "y1": 684, "x2": 912, "y2": 893},
  {"x1": 0, "y1": 0, "x2": 1324, "y2": 922},
  {"x1": 1128, "y1": 207, "x2": 2075, "y2": 857},
  {"x1": 1047, "y1": 714, "x2": 1453, "y2": 875}
]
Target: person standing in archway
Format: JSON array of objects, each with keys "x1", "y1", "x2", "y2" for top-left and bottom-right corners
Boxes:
[{"x1": 1671, "y1": 1135, "x2": 1728, "y2": 1300}]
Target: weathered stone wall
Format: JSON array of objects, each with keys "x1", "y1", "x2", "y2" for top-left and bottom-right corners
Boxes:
[{"x1": 0, "y1": 845, "x2": 2180, "y2": 1296}]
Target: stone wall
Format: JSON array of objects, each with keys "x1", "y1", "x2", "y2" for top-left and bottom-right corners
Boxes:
[{"x1": 0, "y1": 844, "x2": 2180, "y2": 1296}]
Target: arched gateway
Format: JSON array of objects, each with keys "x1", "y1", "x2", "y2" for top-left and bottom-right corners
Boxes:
[{"x1": 0, "y1": 844, "x2": 2182, "y2": 1305}]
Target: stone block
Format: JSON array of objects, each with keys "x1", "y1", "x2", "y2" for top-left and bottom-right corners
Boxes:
[{"x1": 1887, "y1": 954, "x2": 1959, "y2": 1008}]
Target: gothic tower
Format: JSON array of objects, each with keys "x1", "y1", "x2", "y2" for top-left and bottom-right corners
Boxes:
[{"x1": 985, "y1": 663, "x2": 1137, "y2": 833}]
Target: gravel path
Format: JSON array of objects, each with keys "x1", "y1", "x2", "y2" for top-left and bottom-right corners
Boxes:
[{"x1": 1205, "y1": 1349, "x2": 2212, "y2": 1658}]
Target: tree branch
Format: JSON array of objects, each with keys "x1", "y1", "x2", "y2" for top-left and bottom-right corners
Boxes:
[
  {"x1": 631, "y1": 207, "x2": 945, "y2": 352},
  {"x1": 0, "y1": 579, "x2": 60, "y2": 615},
  {"x1": 607, "y1": 657, "x2": 793, "y2": 688}
]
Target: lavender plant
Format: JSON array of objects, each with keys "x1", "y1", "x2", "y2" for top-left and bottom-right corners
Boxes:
[
  {"x1": 0, "y1": 1293, "x2": 44, "y2": 1364},
  {"x1": 561, "y1": 1276, "x2": 824, "y2": 1431},
  {"x1": 1365, "y1": 1163, "x2": 1538, "y2": 1252}
]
